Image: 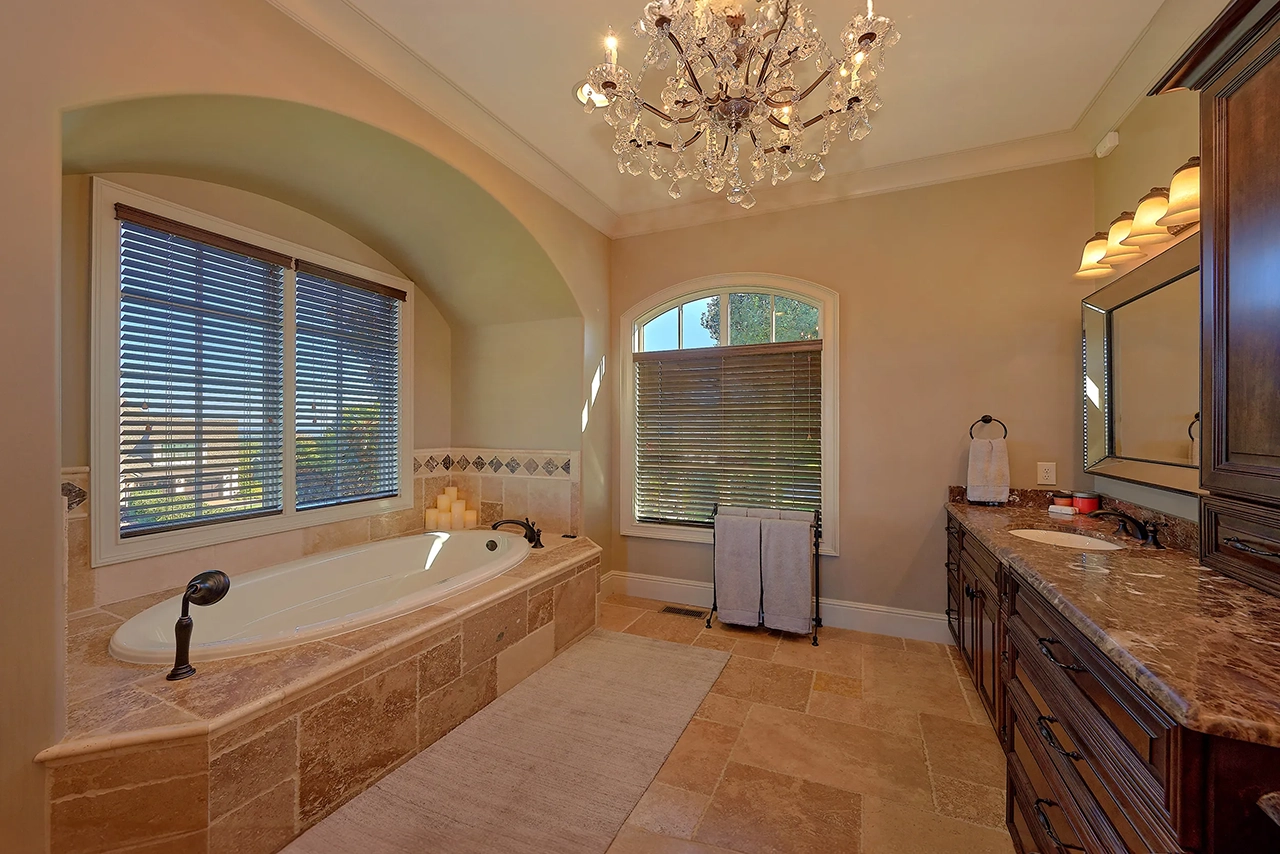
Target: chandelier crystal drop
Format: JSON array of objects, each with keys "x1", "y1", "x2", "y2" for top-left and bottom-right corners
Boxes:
[{"x1": 581, "y1": 0, "x2": 899, "y2": 204}]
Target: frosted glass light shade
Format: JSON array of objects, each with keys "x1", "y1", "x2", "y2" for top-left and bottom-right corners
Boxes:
[
  {"x1": 1122, "y1": 188, "x2": 1175, "y2": 246},
  {"x1": 1157, "y1": 156, "x2": 1200, "y2": 227},
  {"x1": 1074, "y1": 232, "x2": 1113, "y2": 279},
  {"x1": 1100, "y1": 212, "x2": 1144, "y2": 265}
]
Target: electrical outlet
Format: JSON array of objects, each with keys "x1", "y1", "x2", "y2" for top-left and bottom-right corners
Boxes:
[{"x1": 1037, "y1": 462, "x2": 1057, "y2": 485}]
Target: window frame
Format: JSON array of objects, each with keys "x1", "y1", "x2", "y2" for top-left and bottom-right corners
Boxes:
[
  {"x1": 619, "y1": 274, "x2": 840, "y2": 555},
  {"x1": 90, "y1": 178, "x2": 415, "y2": 566}
]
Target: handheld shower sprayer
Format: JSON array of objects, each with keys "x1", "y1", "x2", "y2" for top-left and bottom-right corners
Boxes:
[{"x1": 166, "y1": 570, "x2": 231, "y2": 681}]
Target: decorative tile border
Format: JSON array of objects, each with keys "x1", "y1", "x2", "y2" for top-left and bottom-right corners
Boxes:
[{"x1": 414, "y1": 448, "x2": 579, "y2": 481}]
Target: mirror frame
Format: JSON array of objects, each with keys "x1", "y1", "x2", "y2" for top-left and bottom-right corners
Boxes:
[{"x1": 1082, "y1": 234, "x2": 1204, "y2": 496}]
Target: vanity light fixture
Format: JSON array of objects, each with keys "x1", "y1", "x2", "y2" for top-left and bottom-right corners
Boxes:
[
  {"x1": 1156, "y1": 156, "x2": 1201, "y2": 227},
  {"x1": 1122, "y1": 187, "x2": 1175, "y2": 247},
  {"x1": 1099, "y1": 211, "x2": 1145, "y2": 265},
  {"x1": 1074, "y1": 232, "x2": 1114, "y2": 278}
]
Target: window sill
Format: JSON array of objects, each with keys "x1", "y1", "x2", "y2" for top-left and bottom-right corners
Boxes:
[
  {"x1": 621, "y1": 519, "x2": 837, "y2": 557},
  {"x1": 92, "y1": 492, "x2": 414, "y2": 567}
]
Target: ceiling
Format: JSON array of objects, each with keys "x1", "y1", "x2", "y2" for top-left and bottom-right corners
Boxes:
[{"x1": 267, "y1": 0, "x2": 1228, "y2": 237}]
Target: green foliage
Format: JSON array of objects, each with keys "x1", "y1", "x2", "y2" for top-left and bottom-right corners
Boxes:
[{"x1": 700, "y1": 293, "x2": 820, "y2": 345}]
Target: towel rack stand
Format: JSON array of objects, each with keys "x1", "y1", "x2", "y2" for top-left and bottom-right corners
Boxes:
[
  {"x1": 969, "y1": 414, "x2": 1008, "y2": 439},
  {"x1": 706, "y1": 504, "x2": 822, "y2": 646}
]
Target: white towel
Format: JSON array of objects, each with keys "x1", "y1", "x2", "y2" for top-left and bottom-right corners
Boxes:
[
  {"x1": 716, "y1": 505, "x2": 748, "y2": 516},
  {"x1": 779, "y1": 509, "x2": 815, "y2": 522},
  {"x1": 714, "y1": 515, "x2": 761, "y2": 627},
  {"x1": 746, "y1": 507, "x2": 781, "y2": 519},
  {"x1": 966, "y1": 438, "x2": 1010, "y2": 504},
  {"x1": 761, "y1": 518, "x2": 813, "y2": 635}
]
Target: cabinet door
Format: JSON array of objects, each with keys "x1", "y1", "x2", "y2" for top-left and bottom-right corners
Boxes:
[
  {"x1": 1202, "y1": 15, "x2": 1280, "y2": 504},
  {"x1": 974, "y1": 574, "x2": 1001, "y2": 729},
  {"x1": 959, "y1": 568, "x2": 979, "y2": 680}
]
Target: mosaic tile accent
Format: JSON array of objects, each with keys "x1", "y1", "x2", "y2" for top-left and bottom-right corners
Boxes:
[
  {"x1": 414, "y1": 449, "x2": 580, "y2": 482},
  {"x1": 413, "y1": 458, "x2": 422, "y2": 474},
  {"x1": 62, "y1": 482, "x2": 87, "y2": 512}
]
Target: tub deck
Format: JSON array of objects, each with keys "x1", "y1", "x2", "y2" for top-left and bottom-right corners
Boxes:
[{"x1": 43, "y1": 534, "x2": 603, "y2": 854}]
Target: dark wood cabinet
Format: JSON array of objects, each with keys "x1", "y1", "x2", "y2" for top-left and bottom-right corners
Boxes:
[
  {"x1": 1156, "y1": 0, "x2": 1280, "y2": 596},
  {"x1": 945, "y1": 510, "x2": 1280, "y2": 852}
]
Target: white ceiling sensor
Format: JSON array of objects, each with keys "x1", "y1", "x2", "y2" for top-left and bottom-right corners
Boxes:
[{"x1": 1095, "y1": 131, "x2": 1121, "y2": 159}]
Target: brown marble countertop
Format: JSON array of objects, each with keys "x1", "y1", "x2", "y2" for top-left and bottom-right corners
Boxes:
[
  {"x1": 946, "y1": 502, "x2": 1280, "y2": 747},
  {"x1": 40, "y1": 535, "x2": 601, "y2": 763}
]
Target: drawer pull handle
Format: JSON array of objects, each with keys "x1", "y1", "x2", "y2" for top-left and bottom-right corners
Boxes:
[
  {"x1": 1033, "y1": 799, "x2": 1086, "y2": 852},
  {"x1": 965, "y1": 584, "x2": 976, "y2": 600},
  {"x1": 1222, "y1": 536, "x2": 1280, "y2": 559},
  {"x1": 1036, "y1": 715, "x2": 1083, "y2": 761},
  {"x1": 1037, "y1": 637, "x2": 1087, "y2": 673}
]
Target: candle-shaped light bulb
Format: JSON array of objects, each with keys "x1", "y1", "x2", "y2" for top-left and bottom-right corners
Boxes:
[
  {"x1": 605, "y1": 29, "x2": 619, "y2": 65},
  {"x1": 867, "y1": 0, "x2": 874, "y2": 17}
]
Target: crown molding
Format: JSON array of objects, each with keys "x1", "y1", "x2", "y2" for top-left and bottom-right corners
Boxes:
[
  {"x1": 264, "y1": 0, "x2": 621, "y2": 236},
  {"x1": 267, "y1": 0, "x2": 1224, "y2": 241}
]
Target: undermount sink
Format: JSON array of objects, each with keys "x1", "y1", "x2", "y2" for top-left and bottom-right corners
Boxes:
[{"x1": 1008, "y1": 529, "x2": 1123, "y2": 551}]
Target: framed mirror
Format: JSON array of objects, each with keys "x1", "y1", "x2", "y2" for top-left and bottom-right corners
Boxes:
[{"x1": 1082, "y1": 235, "x2": 1204, "y2": 496}]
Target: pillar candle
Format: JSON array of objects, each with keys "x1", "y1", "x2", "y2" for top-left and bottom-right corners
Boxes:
[
  {"x1": 464, "y1": 509, "x2": 478, "y2": 528},
  {"x1": 437, "y1": 512, "x2": 450, "y2": 530},
  {"x1": 445, "y1": 486, "x2": 459, "y2": 502},
  {"x1": 436, "y1": 494, "x2": 451, "y2": 512},
  {"x1": 451, "y1": 509, "x2": 465, "y2": 529},
  {"x1": 424, "y1": 508, "x2": 439, "y2": 529}
]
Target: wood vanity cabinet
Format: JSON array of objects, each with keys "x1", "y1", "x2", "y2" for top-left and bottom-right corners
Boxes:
[
  {"x1": 1155, "y1": 0, "x2": 1280, "y2": 597},
  {"x1": 945, "y1": 513, "x2": 1280, "y2": 853},
  {"x1": 945, "y1": 518, "x2": 1002, "y2": 732}
]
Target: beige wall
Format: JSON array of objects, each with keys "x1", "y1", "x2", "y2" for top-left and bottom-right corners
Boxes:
[
  {"x1": 2, "y1": 3, "x2": 610, "y2": 848},
  {"x1": 611, "y1": 160, "x2": 1095, "y2": 612},
  {"x1": 1094, "y1": 90, "x2": 1199, "y2": 233},
  {"x1": 451, "y1": 317, "x2": 585, "y2": 451},
  {"x1": 60, "y1": 172, "x2": 453, "y2": 465}
]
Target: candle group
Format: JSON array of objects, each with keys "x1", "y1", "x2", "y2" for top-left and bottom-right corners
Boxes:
[{"x1": 426, "y1": 487, "x2": 478, "y2": 530}]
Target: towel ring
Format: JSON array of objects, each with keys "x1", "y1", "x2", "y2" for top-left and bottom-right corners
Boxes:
[
  {"x1": 1188, "y1": 412, "x2": 1200, "y2": 440},
  {"x1": 969, "y1": 415, "x2": 1008, "y2": 439}
]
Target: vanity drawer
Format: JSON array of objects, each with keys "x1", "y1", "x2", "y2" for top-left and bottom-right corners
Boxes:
[
  {"x1": 1007, "y1": 636, "x2": 1177, "y2": 853},
  {"x1": 1201, "y1": 495, "x2": 1280, "y2": 598},
  {"x1": 961, "y1": 533, "x2": 1001, "y2": 587},
  {"x1": 1008, "y1": 578, "x2": 1177, "y2": 798},
  {"x1": 1006, "y1": 683, "x2": 1111, "y2": 853}
]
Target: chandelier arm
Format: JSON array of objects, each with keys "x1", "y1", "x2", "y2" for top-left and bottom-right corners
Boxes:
[
  {"x1": 757, "y1": 1, "x2": 792, "y2": 86},
  {"x1": 795, "y1": 67, "x2": 836, "y2": 102},
  {"x1": 666, "y1": 32, "x2": 704, "y2": 96},
  {"x1": 641, "y1": 101, "x2": 677, "y2": 123}
]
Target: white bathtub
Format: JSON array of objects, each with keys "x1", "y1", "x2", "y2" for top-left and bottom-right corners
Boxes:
[{"x1": 109, "y1": 530, "x2": 531, "y2": 664}]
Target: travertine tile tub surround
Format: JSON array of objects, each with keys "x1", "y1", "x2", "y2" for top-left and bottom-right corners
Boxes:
[{"x1": 41, "y1": 536, "x2": 602, "y2": 854}]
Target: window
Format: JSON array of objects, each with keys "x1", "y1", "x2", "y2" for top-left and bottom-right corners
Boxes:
[
  {"x1": 93, "y1": 180, "x2": 413, "y2": 565},
  {"x1": 620, "y1": 276, "x2": 839, "y2": 554}
]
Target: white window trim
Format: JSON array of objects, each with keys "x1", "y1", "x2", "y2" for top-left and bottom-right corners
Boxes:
[
  {"x1": 618, "y1": 273, "x2": 840, "y2": 556},
  {"x1": 90, "y1": 178, "x2": 415, "y2": 567}
]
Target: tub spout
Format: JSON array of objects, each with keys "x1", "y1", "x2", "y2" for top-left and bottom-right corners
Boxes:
[
  {"x1": 492, "y1": 519, "x2": 544, "y2": 549},
  {"x1": 167, "y1": 570, "x2": 231, "y2": 681}
]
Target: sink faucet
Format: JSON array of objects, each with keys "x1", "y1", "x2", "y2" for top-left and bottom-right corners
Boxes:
[
  {"x1": 1086, "y1": 510, "x2": 1165, "y2": 549},
  {"x1": 492, "y1": 518, "x2": 544, "y2": 549}
]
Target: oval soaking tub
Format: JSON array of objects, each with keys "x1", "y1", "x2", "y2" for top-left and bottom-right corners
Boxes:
[{"x1": 109, "y1": 530, "x2": 531, "y2": 664}]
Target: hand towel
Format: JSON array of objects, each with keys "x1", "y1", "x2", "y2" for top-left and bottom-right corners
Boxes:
[
  {"x1": 966, "y1": 438, "x2": 1010, "y2": 504},
  {"x1": 779, "y1": 509, "x2": 815, "y2": 522},
  {"x1": 761, "y1": 517, "x2": 813, "y2": 635},
  {"x1": 716, "y1": 505, "x2": 748, "y2": 517},
  {"x1": 747, "y1": 507, "x2": 781, "y2": 519},
  {"x1": 714, "y1": 514, "x2": 762, "y2": 627}
]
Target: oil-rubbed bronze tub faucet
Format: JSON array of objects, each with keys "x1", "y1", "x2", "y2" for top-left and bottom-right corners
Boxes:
[
  {"x1": 492, "y1": 518, "x2": 544, "y2": 548},
  {"x1": 167, "y1": 570, "x2": 231, "y2": 681}
]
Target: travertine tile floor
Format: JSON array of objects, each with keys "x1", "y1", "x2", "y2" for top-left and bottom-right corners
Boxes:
[{"x1": 599, "y1": 595, "x2": 1015, "y2": 854}]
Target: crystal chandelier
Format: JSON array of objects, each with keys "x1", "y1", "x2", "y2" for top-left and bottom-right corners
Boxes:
[{"x1": 580, "y1": 0, "x2": 899, "y2": 207}]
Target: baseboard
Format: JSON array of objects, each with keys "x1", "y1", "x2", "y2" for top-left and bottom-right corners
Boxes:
[{"x1": 600, "y1": 571, "x2": 953, "y2": 645}]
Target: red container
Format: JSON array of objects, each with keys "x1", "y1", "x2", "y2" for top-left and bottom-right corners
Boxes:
[{"x1": 1072, "y1": 492, "x2": 1100, "y2": 514}]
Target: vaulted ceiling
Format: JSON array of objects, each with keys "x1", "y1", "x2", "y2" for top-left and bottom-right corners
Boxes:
[{"x1": 268, "y1": 0, "x2": 1229, "y2": 237}]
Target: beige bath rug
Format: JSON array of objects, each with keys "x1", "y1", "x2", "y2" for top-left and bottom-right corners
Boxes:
[{"x1": 286, "y1": 629, "x2": 729, "y2": 854}]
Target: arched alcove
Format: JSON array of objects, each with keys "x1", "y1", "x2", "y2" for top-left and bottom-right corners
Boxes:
[{"x1": 61, "y1": 95, "x2": 580, "y2": 329}]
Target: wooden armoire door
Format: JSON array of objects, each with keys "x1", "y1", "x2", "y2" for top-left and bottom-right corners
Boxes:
[{"x1": 1200, "y1": 7, "x2": 1280, "y2": 504}]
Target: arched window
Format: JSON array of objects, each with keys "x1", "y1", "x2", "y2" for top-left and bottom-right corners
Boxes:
[{"x1": 619, "y1": 275, "x2": 839, "y2": 555}]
